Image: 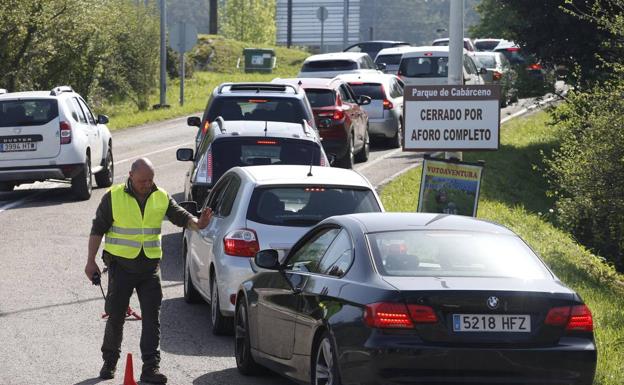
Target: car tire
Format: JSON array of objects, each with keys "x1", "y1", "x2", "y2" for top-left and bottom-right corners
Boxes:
[
  {"x1": 311, "y1": 332, "x2": 342, "y2": 385},
  {"x1": 338, "y1": 134, "x2": 355, "y2": 169},
  {"x1": 211, "y1": 275, "x2": 234, "y2": 335},
  {"x1": 389, "y1": 119, "x2": 402, "y2": 149},
  {"x1": 235, "y1": 300, "x2": 263, "y2": 375},
  {"x1": 183, "y1": 244, "x2": 202, "y2": 304},
  {"x1": 71, "y1": 156, "x2": 92, "y2": 200},
  {"x1": 0, "y1": 182, "x2": 15, "y2": 192},
  {"x1": 355, "y1": 126, "x2": 369, "y2": 163},
  {"x1": 95, "y1": 148, "x2": 114, "y2": 188}
]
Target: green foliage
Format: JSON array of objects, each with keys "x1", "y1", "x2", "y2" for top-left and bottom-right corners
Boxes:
[
  {"x1": 221, "y1": 0, "x2": 275, "y2": 45},
  {"x1": 544, "y1": 83, "x2": 624, "y2": 271},
  {"x1": 381, "y1": 112, "x2": 624, "y2": 384}
]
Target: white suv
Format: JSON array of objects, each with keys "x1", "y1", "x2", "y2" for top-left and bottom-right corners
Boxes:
[{"x1": 0, "y1": 86, "x2": 113, "y2": 199}]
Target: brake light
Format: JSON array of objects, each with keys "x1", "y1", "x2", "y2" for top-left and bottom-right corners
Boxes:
[
  {"x1": 202, "y1": 120, "x2": 210, "y2": 135},
  {"x1": 424, "y1": 52, "x2": 433, "y2": 56},
  {"x1": 304, "y1": 187, "x2": 325, "y2": 192},
  {"x1": 545, "y1": 305, "x2": 593, "y2": 332},
  {"x1": 493, "y1": 71, "x2": 502, "y2": 81},
  {"x1": 407, "y1": 304, "x2": 438, "y2": 323},
  {"x1": 506, "y1": 47, "x2": 520, "y2": 52},
  {"x1": 383, "y1": 99, "x2": 394, "y2": 110},
  {"x1": 527, "y1": 63, "x2": 542, "y2": 71},
  {"x1": 248, "y1": 99, "x2": 268, "y2": 103},
  {"x1": 364, "y1": 302, "x2": 413, "y2": 328},
  {"x1": 333, "y1": 110, "x2": 344, "y2": 121},
  {"x1": 223, "y1": 229, "x2": 260, "y2": 257},
  {"x1": 567, "y1": 305, "x2": 593, "y2": 332},
  {"x1": 256, "y1": 140, "x2": 278, "y2": 145},
  {"x1": 60, "y1": 121, "x2": 72, "y2": 144}
]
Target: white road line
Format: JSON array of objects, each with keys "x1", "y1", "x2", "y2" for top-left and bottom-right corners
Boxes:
[
  {"x1": 115, "y1": 141, "x2": 194, "y2": 165},
  {"x1": 356, "y1": 148, "x2": 403, "y2": 172}
]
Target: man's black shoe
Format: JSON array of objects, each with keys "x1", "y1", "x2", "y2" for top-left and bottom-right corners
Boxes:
[
  {"x1": 99, "y1": 360, "x2": 117, "y2": 380},
  {"x1": 140, "y1": 367, "x2": 168, "y2": 384}
]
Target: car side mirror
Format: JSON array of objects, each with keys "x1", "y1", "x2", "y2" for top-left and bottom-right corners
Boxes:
[
  {"x1": 97, "y1": 114, "x2": 109, "y2": 125},
  {"x1": 358, "y1": 95, "x2": 372, "y2": 106},
  {"x1": 176, "y1": 148, "x2": 194, "y2": 161},
  {"x1": 376, "y1": 62, "x2": 387, "y2": 71},
  {"x1": 255, "y1": 249, "x2": 281, "y2": 270},
  {"x1": 179, "y1": 201, "x2": 199, "y2": 217},
  {"x1": 187, "y1": 116, "x2": 201, "y2": 127},
  {"x1": 479, "y1": 67, "x2": 488, "y2": 75}
]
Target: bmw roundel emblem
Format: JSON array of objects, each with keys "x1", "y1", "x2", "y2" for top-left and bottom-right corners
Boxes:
[{"x1": 487, "y1": 296, "x2": 500, "y2": 310}]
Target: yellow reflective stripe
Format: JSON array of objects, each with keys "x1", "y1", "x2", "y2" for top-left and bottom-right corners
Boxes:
[
  {"x1": 105, "y1": 237, "x2": 142, "y2": 248},
  {"x1": 110, "y1": 226, "x2": 161, "y2": 235},
  {"x1": 143, "y1": 240, "x2": 161, "y2": 248}
]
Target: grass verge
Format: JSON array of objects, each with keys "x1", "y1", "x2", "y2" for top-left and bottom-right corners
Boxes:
[{"x1": 381, "y1": 111, "x2": 624, "y2": 385}]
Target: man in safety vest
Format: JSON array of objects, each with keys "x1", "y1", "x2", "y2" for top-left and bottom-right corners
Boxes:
[{"x1": 84, "y1": 157, "x2": 212, "y2": 383}]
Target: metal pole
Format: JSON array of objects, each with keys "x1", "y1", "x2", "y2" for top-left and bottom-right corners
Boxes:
[
  {"x1": 343, "y1": 0, "x2": 349, "y2": 48},
  {"x1": 180, "y1": 25, "x2": 185, "y2": 106},
  {"x1": 159, "y1": 0, "x2": 167, "y2": 107},
  {"x1": 447, "y1": 0, "x2": 464, "y2": 160},
  {"x1": 287, "y1": 0, "x2": 293, "y2": 48},
  {"x1": 321, "y1": 20, "x2": 325, "y2": 53}
]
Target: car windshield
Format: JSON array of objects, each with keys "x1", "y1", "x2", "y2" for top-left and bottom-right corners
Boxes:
[
  {"x1": 211, "y1": 138, "x2": 322, "y2": 182},
  {"x1": 304, "y1": 89, "x2": 336, "y2": 107},
  {"x1": 496, "y1": 48, "x2": 526, "y2": 65},
  {"x1": 368, "y1": 230, "x2": 551, "y2": 279},
  {"x1": 302, "y1": 60, "x2": 358, "y2": 72},
  {"x1": 0, "y1": 99, "x2": 58, "y2": 127},
  {"x1": 475, "y1": 54, "x2": 496, "y2": 68},
  {"x1": 247, "y1": 186, "x2": 381, "y2": 227},
  {"x1": 475, "y1": 40, "x2": 501, "y2": 51},
  {"x1": 348, "y1": 83, "x2": 385, "y2": 99},
  {"x1": 375, "y1": 54, "x2": 402, "y2": 65},
  {"x1": 399, "y1": 57, "x2": 448, "y2": 77},
  {"x1": 207, "y1": 97, "x2": 310, "y2": 123}
]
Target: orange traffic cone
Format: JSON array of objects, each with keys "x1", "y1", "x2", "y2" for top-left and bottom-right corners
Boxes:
[{"x1": 123, "y1": 353, "x2": 138, "y2": 385}]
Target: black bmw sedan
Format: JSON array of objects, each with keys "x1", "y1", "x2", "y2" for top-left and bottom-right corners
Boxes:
[{"x1": 234, "y1": 213, "x2": 597, "y2": 385}]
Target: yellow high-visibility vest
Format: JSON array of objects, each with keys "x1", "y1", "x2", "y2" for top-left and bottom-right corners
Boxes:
[{"x1": 104, "y1": 184, "x2": 169, "y2": 259}]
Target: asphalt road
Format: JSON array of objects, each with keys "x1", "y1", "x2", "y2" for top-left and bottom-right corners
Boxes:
[{"x1": 0, "y1": 96, "x2": 549, "y2": 385}]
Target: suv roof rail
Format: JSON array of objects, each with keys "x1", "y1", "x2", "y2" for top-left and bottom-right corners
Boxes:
[
  {"x1": 50, "y1": 85, "x2": 74, "y2": 96},
  {"x1": 301, "y1": 119, "x2": 312, "y2": 137},
  {"x1": 0, "y1": 88, "x2": 7, "y2": 95},
  {"x1": 213, "y1": 116, "x2": 226, "y2": 134},
  {"x1": 218, "y1": 82, "x2": 299, "y2": 95}
]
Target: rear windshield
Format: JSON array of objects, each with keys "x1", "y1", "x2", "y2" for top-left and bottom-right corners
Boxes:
[
  {"x1": 368, "y1": 231, "x2": 550, "y2": 279},
  {"x1": 348, "y1": 83, "x2": 385, "y2": 99},
  {"x1": 399, "y1": 57, "x2": 448, "y2": 78},
  {"x1": 475, "y1": 54, "x2": 496, "y2": 68},
  {"x1": 475, "y1": 40, "x2": 501, "y2": 51},
  {"x1": 211, "y1": 138, "x2": 322, "y2": 182},
  {"x1": 305, "y1": 89, "x2": 336, "y2": 108},
  {"x1": 0, "y1": 99, "x2": 58, "y2": 127},
  {"x1": 496, "y1": 48, "x2": 526, "y2": 65},
  {"x1": 375, "y1": 54, "x2": 402, "y2": 65},
  {"x1": 247, "y1": 186, "x2": 381, "y2": 227},
  {"x1": 207, "y1": 97, "x2": 311, "y2": 123},
  {"x1": 302, "y1": 60, "x2": 358, "y2": 72}
]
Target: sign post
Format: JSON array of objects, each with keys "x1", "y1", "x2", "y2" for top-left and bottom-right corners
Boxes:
[
  {"x1": 169, "y1": 22, "x2": 198, "y2": 106},
  {"x1": 316, "y1": 6, "x2": 329, "y2": 53}
]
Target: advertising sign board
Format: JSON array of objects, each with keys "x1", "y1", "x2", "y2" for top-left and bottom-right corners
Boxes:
[
  {"x1": 404, "y1": 85, "x2": 501, "y2": 151},
  {"x1": 417, "y1": 157, "x2": 484, "y2": 217}
]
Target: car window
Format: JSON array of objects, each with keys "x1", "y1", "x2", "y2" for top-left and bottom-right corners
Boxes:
[
  {"x1": 71, "y1": 98, "x2": 88, "y2": 124},
  {"x1": 0, "y1": 99, "x2": 58, "y2": 127},
  {"x1": 217, "y1": 174, "x2": 241, "y2": 217},
  {"x1": 285, "y1": 227, "x2": 341, "y2": 273},
  {"x1": 339, "y1": 85, "x2": 356, "y2": 103},
  {"x1": 318, "y1": 229, "x2": 353, "y2": 277},
  {"x1": 348, "y1": 83, "x2": 385, "y2": 100},
  {"x1": 301, "y1": 60, "x2": 358, "y2": 72},
  {"x1": 475, "y1": 54, "x2": 496, "y2": 68},
  {"x1": 375, "y1": 54, "x2": 402, "y2": 65},
  {"x1": 304, "y1": 89, "x2": 336, "y2": 108},
  {"x1": 368, "y1": 231, "x2": 551, "y2": 279},
  {"x1": 399, "y1": 57, "x2": 448, "y2": 78},
  {"x1": 392, "y1": 79, "x2": 404, "y2": 97},
  {"x1": 207, "y1": 97, "x2": 311, "y2": 124},
  {"x1": 463, "y1": 55, "x2": 478, "y2": 75},
  {"x1": 362, "y1": 55, "x2": 375, "y2": 69},
  {"x1": 78, "y1": 98, "x2": 96, "y2": 125},
  {"x1": 474, "y1": 40, "x2": 500, "y2": 51},
  {"x1": 247, "y1": 186, "x2": 381, "y2": 227},
  {"x1": 204, "y1": 175, "x2": 231, "y2": 213}
]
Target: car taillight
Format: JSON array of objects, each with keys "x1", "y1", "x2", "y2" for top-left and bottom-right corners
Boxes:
[
  {"x1": 196, "y1": 150, "x2": 213, "y2": 184},
  {"x1": 493, "y1": 71, "x2": 502, "y2": 81},
  {"x1": 407, "y1": 304, "x2": 438, "y2": 323},
  {"x1": 319, "y1": 156, "x2": 325, "y2": 166},
  {"x1": 527, "y1": 63, "x2": 542, "y2": 71},
  {"x1": 364, "y1": 302, "x2": 438, "y2": 329},
  {"x1": 545, "y1": 304, "x2": 593, "y2": 332},
  {"x1": 383, "y1": 99, "x2": 394, "y2": 110},
  {"x1": 60, "y1": 121, "x2": 72, "y2": 144},
  {"x1": 223, "y1": 229, "x2": 260, "y2": 257},
  {"x1": 333, "y1": 110, "x2": 344, "y2": 121}
]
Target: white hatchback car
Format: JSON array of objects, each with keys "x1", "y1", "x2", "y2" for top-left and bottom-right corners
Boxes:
[
  {"x1": 0, "y1": 86, "x2": 113, "y2": 199},
  {"x1": 297, "y1": 52, "x2": 383, "y2": 79},
  {"x1": 398, "y1": 46, "x2": 486, "y2": 86},
  {"x1": 182, "y1": 165, "x2": 384, "y2": 335}
]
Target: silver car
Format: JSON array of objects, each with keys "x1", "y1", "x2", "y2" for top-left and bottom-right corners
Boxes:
[
  {"x1": 336, "y1": 73, "x2": 404, "y2": 148},
  {"x1": 182, "y1": 164, "x2": 384, "y2": 335}
]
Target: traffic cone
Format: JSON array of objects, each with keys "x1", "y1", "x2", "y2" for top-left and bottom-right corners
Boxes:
[{"x1": 123, "y1": 353, "x2": 138, "y2": 385}]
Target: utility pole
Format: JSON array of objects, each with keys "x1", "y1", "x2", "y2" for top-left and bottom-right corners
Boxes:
[
  {"x1": 209, "y1": 0, "x2": 218, "y2": 34},
  {"x1": 287, "y1": 0, "x2": 293, "y2": 48},
  {"x1": 158, "y1": 0, "x2": 167, "y2": 108},
  {"x1": 447, "y1": 0, "x2": 463, "y2": 160},
  {"x1": 343, "y1": 0, "x2": 350, "y2": 48}
]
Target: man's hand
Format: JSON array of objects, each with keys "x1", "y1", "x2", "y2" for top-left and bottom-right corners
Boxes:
[
  {"x1": 197, "y1": 207, "x2": 213, "y2": 229},
  {"x1": 85, "y1": 260, "x2": 101, "y2": 283}
]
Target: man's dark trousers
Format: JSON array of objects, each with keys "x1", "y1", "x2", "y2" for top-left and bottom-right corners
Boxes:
[{"x1": 101, "y1": 262, "x2": 162, "y2": 370}]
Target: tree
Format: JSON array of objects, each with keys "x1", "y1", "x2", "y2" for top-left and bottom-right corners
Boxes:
[{"x1": 221, "y1": 0, "x2": 276, "y2": 44}]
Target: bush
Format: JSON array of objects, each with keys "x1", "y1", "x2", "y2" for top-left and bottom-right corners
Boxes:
[{"x1": 544, "y1": 80, "x2": 624, "y2": 271}]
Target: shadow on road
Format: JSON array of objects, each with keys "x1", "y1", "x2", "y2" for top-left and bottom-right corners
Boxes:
[
  {"x1": 72, "y1": 377, "x2": 106, "y2": 385},
  {"x1": 192, "y1": 367, "x2": 290, "y2": 385}
]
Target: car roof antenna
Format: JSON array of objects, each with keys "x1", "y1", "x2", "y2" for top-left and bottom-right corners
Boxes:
[
  {"x1": 264, "y1": 121, "x2": 268, "y2": 137},
  {"x1": 307, "y1": 149, "x2": 314, "y2": 177}
]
